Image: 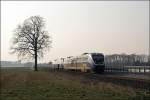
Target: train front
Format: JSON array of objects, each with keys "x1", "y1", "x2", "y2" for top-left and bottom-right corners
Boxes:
[{"x1": 91, "y1": 53, "x2": 105, "y2": 73}]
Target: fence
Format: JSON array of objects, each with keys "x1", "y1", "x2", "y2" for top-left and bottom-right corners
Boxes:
[{"x1": 105, "y1": 66, "x2": 150, "y2": 74}]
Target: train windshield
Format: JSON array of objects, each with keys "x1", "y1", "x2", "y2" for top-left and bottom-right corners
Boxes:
[{"x1": 92, "y1": 54, "x2": 104, "y2": 64}]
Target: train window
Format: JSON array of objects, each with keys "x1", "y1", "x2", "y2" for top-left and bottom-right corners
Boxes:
[
  {"x1": 81, "y1": 57, "x2": 88, "y2": 62},
  {"x1": 76, "y1": 57, "x2": 87, "y2": 63},
  {"x1": 92, "y1": 54, "x2": 104, "y2": 64}
]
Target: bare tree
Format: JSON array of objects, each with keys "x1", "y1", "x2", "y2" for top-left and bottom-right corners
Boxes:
[{"x1": 10, "y1": 15, "x2": 52, "y2": 71}]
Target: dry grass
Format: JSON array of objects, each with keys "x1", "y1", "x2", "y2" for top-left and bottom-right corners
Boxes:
[{"x1": 1, "y1": 68, "x2": 150, "y2": 100}]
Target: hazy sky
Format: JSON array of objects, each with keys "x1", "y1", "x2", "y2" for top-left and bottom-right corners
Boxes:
[{"x1": 1, "y1": 1, "x2": 149, "y2": 63}]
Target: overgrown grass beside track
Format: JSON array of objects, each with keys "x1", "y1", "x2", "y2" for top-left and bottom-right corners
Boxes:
[{"x1": 1, "y1": 67, "x2": 150, "y2": 100}]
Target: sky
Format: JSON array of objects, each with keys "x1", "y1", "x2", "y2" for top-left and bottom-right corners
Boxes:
[{"x1": 1, "y1": 1, "x2": 149, "y2": 63}]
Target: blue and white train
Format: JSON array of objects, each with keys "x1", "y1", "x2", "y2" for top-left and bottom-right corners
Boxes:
[{"x1": 63, "y1": 53, "x2": 105, "y2": 73}]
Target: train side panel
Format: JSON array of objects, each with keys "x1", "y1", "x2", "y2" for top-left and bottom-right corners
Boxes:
[{"x1": 63, "y1": 62, "x2": 91, "y2": 72}]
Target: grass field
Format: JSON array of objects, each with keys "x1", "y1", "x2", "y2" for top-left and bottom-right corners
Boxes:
[{"x1": 1, "y1": 67, "x2": 150, "y2": 100}]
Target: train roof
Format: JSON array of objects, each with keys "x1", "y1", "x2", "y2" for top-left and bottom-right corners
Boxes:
[{"x1": 82, "y1": 53, "x2": 104, "y2": 55}]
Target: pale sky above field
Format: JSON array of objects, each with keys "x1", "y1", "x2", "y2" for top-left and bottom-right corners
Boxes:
[{"x1": 1, "y1": 1, "x2": 149, "y2": 63}]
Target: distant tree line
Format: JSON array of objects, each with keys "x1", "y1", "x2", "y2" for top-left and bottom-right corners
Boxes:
[{"x1": 104, "y1": 54, "x2": 150, "y2": 67}]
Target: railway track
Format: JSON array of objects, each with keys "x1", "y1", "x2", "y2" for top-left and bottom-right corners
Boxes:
[
  {"x1": 87, "y1": 73, "x2": 150, "y2": 90},
  {"x1": 51, "y1": 69, "x2": 150, "y2": 90}
]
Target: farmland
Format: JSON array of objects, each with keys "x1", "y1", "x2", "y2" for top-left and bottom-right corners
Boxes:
[{"x1": 1, "y1": 67, "x2": 150, "y2": 100}]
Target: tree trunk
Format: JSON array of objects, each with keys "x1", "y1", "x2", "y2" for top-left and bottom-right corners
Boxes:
[
  {"x1": 34, "y1": 51, "x2": 38, "y2": 71},
  {"x1": 34, "y1": 38, "x2": 38, "y2": 71}
]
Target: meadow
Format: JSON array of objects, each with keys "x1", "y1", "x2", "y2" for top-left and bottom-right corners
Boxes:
[{"x1": 1, "y1": 67, "x2": 150, "y2": 100}]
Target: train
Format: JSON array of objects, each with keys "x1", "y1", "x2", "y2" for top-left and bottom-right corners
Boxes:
[{"x1": 61, "y1": 53, "x2": 105, "y2": 73}]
